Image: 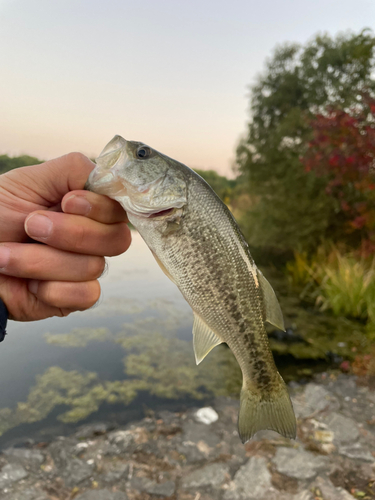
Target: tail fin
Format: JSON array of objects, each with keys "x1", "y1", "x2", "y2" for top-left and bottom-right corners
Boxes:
[{"x1": 238, "y1": 376, "x2": 296, "y2": 443}]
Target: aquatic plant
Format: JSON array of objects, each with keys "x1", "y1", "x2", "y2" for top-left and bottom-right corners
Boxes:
[
  {"x1": 44, "y1": 327, "x2": 112, "y2": 347},
  {"x1": 0, "y1": 367, "x2": 101, "y2": 434}
]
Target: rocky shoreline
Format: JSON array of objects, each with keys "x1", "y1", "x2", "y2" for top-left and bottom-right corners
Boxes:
[{"x1": 0, "y1": 373, "x2": 374, "y2": 500}]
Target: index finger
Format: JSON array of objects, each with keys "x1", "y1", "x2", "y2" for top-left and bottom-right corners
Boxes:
[{"x1": 61, "y1": 190, "x2": 128, "y2": 224}]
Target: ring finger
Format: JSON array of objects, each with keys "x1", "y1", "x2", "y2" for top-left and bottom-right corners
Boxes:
[{"x1": 0, "y1": 243, "x2": 105, "y2": 281}]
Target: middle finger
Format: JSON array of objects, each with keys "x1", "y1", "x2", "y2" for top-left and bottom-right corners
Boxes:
[{"x1": 25, "y1": 211, "x2": 131, "y2": 256}]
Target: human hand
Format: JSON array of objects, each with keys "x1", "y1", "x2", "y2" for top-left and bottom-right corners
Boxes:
[{"x1": 0, "y1": 153, "x2": 131, "y2": 321}]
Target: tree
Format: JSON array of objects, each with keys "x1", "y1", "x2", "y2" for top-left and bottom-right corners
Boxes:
[
  {"x1": 236, "y1": 30, "x2": 375, "y2": 255},
  {"x1": 194, "y1": 168, "x2": 237, "y2": 204},
  {"x1": 302, "y1": 97, "x2": 375, "y2": 254}
]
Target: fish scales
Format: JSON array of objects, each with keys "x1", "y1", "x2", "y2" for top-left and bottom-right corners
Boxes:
[
  {"x1": 143, "y1": 178, "x2": 275, "y2": 386},
  {"x1": 86, "y1": 135, "x2": 296, "y2": 442}
]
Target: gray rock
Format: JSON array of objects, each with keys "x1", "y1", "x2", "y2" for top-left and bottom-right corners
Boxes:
[
  {"x1": 272, "y1": 447, "x2": 328, "y2": 480},
  {"x1": 158, "y1": 410, "x2": 179, "y2": 426},
  {"x1": 62, "y1": 458, "x2": 94, "y2": 487},
  {"x1": 136, "y1": 440, "x2": 166, "y2": 458},
  {"x1": 107, "y1": 430, "x2": 135, "y2": 452},
  {"x1": 76, "y1": 423, "x2": 111, "y2": 439},
  {"x1": 294, "y1": 384, "x2": 339, "y2": 419},
  {"x1": 176, "y1": 442, "x2": 206, "y2": 463},
  {"x1": 102, "y1": 463, "x2": 129, "y2": 483},
  {"x1": 3, "y1": 448, "x2": 45, "y2": 466},
  {"x1": 3, "y1": 488, "x2": 49, "y2": 500},
  {"x1": 323, "y1": 413, "x2": 360, "y2": 444},
  {"x1": 48, "y1": 437, "x2": 79, "y2": 468},
  {"x1": 293, "y1": 491, "x2": 315, "y2": 500},
  {"x1": 130, "y1": 477, "x2": 175, "y2": 496},
  {"x1": 313, "y1": 476, "x2": 355, "y2": 500},
  {"x1": 98, "y1": 441, "x2": 120, "y2": 456},
  {"x1": 264, "y1": 491, "x2": 299, "y2": 500},
  {"x1": 75, "y1": 490, "x2": 128, "y2": 500},
  {"x1": 0, "y1": 463, "x2": 28, "y2": 489},
  {"x1": 182, "y1": 421, "x2": 221, "y2": 448},
  {"x1": 223, "y1": 456, "x2": 271, "y2": 500},
  {"x1": 339, "y1": 443, "x2": 375, "y2": 462},
  {"x1": 143, "y1": 480, "x2": 175, "y2": 497},
  {"x1": 181, "y1": 463, "x2": 230, "y2": 489},
  {"x1": 329, "y1": 376, "x2": 358, "y2": 400}
]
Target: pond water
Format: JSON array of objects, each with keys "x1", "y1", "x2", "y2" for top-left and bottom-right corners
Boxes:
[{"x1": 0, "y1": 232, "x2": 367, "y2": 449}]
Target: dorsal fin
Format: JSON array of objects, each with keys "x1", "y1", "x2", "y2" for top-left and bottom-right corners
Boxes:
[
  {"x1": 257, "y1": 269, "x2": 285, "y2": 331},
  {"x1": 193, "y1": 314, "x2": 223, "y2": 365}
]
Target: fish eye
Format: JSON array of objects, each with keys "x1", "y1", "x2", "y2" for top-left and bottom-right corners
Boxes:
[{"x1": 136, "y1": 146, "x2": 151, "y2": 159}]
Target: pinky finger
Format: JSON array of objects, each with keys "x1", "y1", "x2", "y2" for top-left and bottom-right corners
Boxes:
[{"x1": 28, "y1": 279, "x2": 101, "y2": 311}]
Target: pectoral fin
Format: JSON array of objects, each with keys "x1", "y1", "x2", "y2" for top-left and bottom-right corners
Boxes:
[
  {"x1": 193, "y1": 314, "x2": 223, "y2": 365},
  {"x1": 257, "y1": 269, "x2": 285, "y2": 331}
]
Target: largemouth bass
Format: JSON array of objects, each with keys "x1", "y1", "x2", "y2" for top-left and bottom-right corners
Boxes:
[{"x1": 86, "y1": 135, "x2": 296, "y2": 442}]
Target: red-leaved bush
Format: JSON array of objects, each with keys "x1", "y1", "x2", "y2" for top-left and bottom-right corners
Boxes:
[{"x1": 301, "y1": 96, "x2": 375, "y2": 255}]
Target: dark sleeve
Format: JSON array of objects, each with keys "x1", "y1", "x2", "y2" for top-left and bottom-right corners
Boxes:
[{"x1": 0, "y1": 299, "x2": 8, "y2": 342}]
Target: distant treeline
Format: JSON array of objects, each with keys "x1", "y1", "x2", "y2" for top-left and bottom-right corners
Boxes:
[
  {"x1": 194, "y1": 168, "x2": 237, "y2": 202},
  {"x1": 0, "y1": 155, "x2": 43, "y2": 175}
]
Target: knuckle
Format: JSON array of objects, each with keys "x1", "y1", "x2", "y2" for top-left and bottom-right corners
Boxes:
[
  {"x1": 66, "y1": 152, "x2": 89, "y2": 167},
  {"x1": 71, "y1": 224, "x2": 87, "y2": 252},
  {"x1": 64, "y1": 152, "x2": 93, "y2": 181}
]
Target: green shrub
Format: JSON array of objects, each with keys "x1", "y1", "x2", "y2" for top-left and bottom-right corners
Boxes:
[
  {"x1": 318, "y1": 254, "x2": 374, "y2": 320},
  {"x1": 286, "y1": 248, "x2": 375, "y2": 329}
]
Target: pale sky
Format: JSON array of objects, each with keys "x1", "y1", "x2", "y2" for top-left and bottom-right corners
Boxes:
[{"x1": 0, "y1": 0, "x2": 374, "y2": 175}]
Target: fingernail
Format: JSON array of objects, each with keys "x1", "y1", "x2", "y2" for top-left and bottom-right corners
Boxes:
[
  {"x1": 25, "y1": 214, "x2": 53, "y2": 239},
  {"x1": 28, "y1": 280, "x2": 39, "y2": 294},
  {"x1": 0, "y1": 247, "x2": 10, "y2": 269},
  {"x1": 64, "y1": 195, "x2": 91, "y2": 216}
]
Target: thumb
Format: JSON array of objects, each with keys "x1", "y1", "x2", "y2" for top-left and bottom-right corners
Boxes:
[{"x1": 4, "y1": 153, "x2": 95, "y2": 206}]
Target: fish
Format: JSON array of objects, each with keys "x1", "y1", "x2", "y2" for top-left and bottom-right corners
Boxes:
[{"x1": 85, "y1": 135, "x2": 296, "y2": 442}]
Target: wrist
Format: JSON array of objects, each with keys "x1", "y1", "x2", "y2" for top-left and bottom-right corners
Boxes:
[{"x1": 0, "y1": 298, "x2": 8, "y2": 341}]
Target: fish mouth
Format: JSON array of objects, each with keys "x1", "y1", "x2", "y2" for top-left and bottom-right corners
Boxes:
[{"x1": 148, "y1": 207, "x2": 175, "y2": 218}]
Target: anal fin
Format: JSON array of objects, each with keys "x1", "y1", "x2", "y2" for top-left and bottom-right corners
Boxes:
[{"x1": 193, "y1": 314, "x2": 223, "y2": 365}]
